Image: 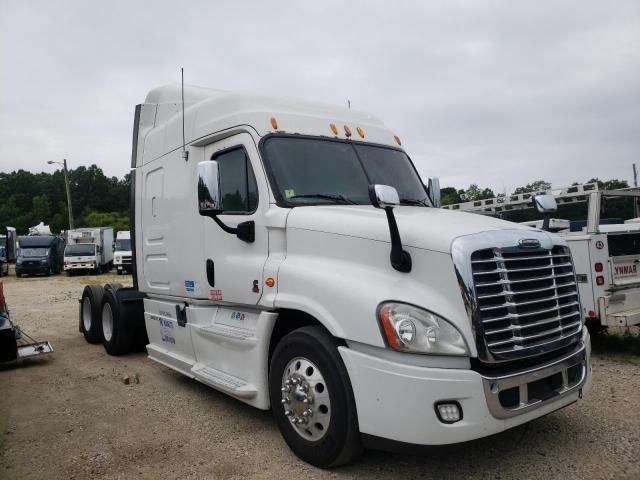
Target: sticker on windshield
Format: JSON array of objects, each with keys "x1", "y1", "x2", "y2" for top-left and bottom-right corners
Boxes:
[{"x1": 284, "y1": 189, "x2": 295, "y2": 199}]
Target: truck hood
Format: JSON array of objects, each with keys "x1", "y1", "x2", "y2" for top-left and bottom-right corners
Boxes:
[{"x1": 286, "y1": 205, "x2": 534, "y2": 253}]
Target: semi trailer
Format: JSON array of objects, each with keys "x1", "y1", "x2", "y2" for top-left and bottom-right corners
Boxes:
[
  {"x1": 79, "y1": 84, "x2": 592, "y2": 467},
  {"x1": 64, "y1": 227, "x2": 114, "y2": 274}
]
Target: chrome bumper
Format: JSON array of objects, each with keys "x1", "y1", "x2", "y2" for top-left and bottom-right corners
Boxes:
[{"x1": 481, "y1": 340, "x2": 589, "y2": 419}]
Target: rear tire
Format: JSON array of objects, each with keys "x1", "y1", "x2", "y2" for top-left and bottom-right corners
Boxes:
[
  {"x1": 269, "y1": 326, "x2": 362, "y2": 468},
  {"x1": 80, "y1": 285, "x2": 104, "y2": 343},
  {"x1": 101, "y1": 287, "x2": 136, "y2": 356}
]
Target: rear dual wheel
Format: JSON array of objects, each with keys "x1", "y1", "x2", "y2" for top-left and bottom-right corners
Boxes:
[
  {"x1": 79, "y1": 285, "x2": 104, "y2": 343},
  {"x1": 101, "y1": 285, "x2": 135, "y2": 356}
]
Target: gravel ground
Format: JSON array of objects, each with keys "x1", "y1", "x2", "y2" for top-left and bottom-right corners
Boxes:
[{"x1": 1, "y1": 273, "x2": 639, "y2": 480}]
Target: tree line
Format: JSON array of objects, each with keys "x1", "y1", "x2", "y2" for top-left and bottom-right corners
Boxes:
[
  {"x1": 0, "y1": 165, "x2": 635, "y2": 235},
  {"x1": 0, "y1": 165, "x2": 130, "y2": 234}
]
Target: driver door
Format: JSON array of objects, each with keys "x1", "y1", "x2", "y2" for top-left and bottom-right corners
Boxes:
[{"x1": 202, "y1": 133, "x2": 269, "y2": 306}]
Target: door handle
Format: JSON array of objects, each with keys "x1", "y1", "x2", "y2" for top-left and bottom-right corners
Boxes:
[{"x1": 206, "y1": 259, "x2": 215, "y2": 287}]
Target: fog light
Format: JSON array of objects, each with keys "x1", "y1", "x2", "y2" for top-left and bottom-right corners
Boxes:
[{"x1": 435, "y1": 401, "x2": 462, "y2": 423}]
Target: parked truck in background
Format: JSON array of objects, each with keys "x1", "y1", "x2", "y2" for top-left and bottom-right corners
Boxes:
[
  {"x1": 0, "y1": 227, "x2": 17, "y2": 277},
  {"x1": 114, "y1": 231, "x2": 132, "y2": 275},
  {"x1": 16, "y1": 234, "x2": 64, "y2": 277},
  {"x1": 79, "y1": 85, "x2": 592, "y2": 467},
  {"x1": 445, "y1": 184, "x2": 640, "y2": 332},
  {"x1": 64, "y1": 227, "x2": 114, "y2": 275}
]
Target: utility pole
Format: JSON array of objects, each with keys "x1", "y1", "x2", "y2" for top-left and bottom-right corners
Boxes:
[{"x1": 47, "y1": 159, "x2": 75, "y2": 230}]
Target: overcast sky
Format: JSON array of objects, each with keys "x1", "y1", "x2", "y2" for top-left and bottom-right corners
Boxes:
[{"x1": 0, "y1": 0, "x2": 638, "y2": 193}]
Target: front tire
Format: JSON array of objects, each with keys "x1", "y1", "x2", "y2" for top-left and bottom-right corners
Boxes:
[{"x1": 269, "y1": 326, "x2": 362, "y2": 468}]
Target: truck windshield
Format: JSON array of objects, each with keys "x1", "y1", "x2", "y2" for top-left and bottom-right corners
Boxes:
[
  {"x1": 262, "y1": 137, "x2": 431, "y2": 206},
  {"x1": 65, "y1": 244, "x2": 95, "y2": 256},
  {"x1": 19, "y1": 247, "x2": 48, "y2": 257},
  {"x1": 115, "y1": 239, "x2": 131, "y2": 251}
]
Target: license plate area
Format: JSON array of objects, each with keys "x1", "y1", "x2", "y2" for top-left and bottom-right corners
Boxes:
[{"x1": 612, "y1": 256, "x2": 640, "y2": 287}]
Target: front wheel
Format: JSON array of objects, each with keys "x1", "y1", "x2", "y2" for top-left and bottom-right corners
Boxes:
[{"x1": 269, "y1": 326, "x2": 362, "y2": 468}]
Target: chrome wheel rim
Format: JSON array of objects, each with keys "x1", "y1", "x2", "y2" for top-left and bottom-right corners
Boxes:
[
  {"x1": 82, "y1": 297, "x2": 92, "y2": 332},
  {"x1": 102, "y1": 303, "x2": 113, "y2": 342},
  {"x1": 281, "y1": 357, "x2": 331, "y2": 441}
]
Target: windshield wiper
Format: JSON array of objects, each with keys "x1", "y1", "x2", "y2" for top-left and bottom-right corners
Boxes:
[
  {"x1": 288, "y1": 194, "x2": 358, "y2": 205},
  {"x1": 399, "y1": 197, "x2": 429, "y2": 206}
]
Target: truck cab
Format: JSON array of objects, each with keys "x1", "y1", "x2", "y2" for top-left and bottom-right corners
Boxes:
[
  {"x1": 81, "y1": 85, "x2": 591, "y2": 467},
  {"x1": 64, "y1": 228, "x2": 114, "y2": 274},
  {"x1": 16, "y1": 235, "x2": 64, "y2": 277},
  {"x1": 113, "y1": 231, "x2": 132, "y2": 274}
]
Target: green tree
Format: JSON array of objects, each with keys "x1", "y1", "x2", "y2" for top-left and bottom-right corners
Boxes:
[
  {"x1": 461, "y1": 184, "x2": 495, "y2": 202},
  {"x1": 513, "y1": 180, "x2": 552, "y2": 194},
  {"x1": 31, "y1": 194, "x2": 51, "y2": 222}
]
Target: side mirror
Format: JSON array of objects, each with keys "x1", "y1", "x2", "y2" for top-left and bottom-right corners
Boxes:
[
  {"x1": 369, "y1": 184, "x2": 400, "y2": 209},
  {"x1": 533, "y1": 194, "x2": 557, "y2": 213},
  {"x1": 198, "y1": 161, "x2": 222, "y2": 215},
  {"x1": 197, "y1": 160, "x2": 255, "y2": 243},
  {"x1": 368, "y1": 184, "x2": 411, "y2": 273},
  {"x1": 427, "y1": 177, "x2": 441, "y2": 208}
]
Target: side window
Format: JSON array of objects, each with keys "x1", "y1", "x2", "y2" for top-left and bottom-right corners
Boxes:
[{"x1": 213, "y1": 147, "x2": 258, "y2": 214}]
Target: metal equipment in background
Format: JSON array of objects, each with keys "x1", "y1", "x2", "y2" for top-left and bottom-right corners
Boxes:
[{"x1": 0, "y1": 282, "x2": 53, "y2": 364}]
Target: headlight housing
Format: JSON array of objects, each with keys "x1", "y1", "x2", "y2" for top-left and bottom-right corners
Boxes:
[{"x1": 378, "y1": 302, "x2": 469, "y2": 356}]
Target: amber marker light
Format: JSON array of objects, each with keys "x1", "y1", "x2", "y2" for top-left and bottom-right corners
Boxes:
[
  {"x1": 265, "y1": 277, "x2": 275, "y2": 288},
  {"x1": 356, "y1": 127, "x2": 365, "y2": 138},
  {"x1": 330, "y1": 123, "x2": 338, "y2": 135},
  {"x1": 379, "y1": 305, "x2": 401, "y2": 349},
  {"x1": 394, "y1": 135, "x2": 402, "y2": 145},
  {"x1": 270, "y1": 117, "x2": 278, "y2": 129},
  {"x1": 344, "y1": 125, "x2": 352, "y2": 137}
]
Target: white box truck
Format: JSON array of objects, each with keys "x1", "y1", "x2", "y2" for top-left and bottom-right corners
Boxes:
[
  {"x1": 65, "y1": 227, "x2": 114, "y2": 274},
  {"x1": 79, "y1": 85, "x2": 592, "y2": 467},
  {"x1": 114, "y1": 231, "x2": 132, "y2": 274}
]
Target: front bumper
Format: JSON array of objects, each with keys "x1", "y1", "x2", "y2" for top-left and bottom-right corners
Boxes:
[
  {"x1": 16, "y1": 264, "x2": 49, "y2": 275},
  {"x1": 64, "y1": 262, "x2": 96, "y2": 271},
  {"x1": 599, "y1": 287, "x2": 640, "y2": 327},
  {"x1": 339, "y1": 329, "x2": 591, "y2": 445}
]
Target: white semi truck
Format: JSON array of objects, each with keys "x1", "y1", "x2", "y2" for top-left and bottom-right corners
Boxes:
[
  {"x1": 79, "y1": 85, "x2": 592, "y2": 467},
  {"x1": 114, "y1": 231, "x2": 132, "y2": 275},
  {"x1": 64, "y1": 227, "x2": 114, "y2": 274}
]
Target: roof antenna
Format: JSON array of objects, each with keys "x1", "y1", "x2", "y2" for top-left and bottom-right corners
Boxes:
[
  {"x1": 348, "y1": 99, "x2": 351, "y2": 110},
  {"x1": 181, "y1": 67, "x2": 189, "y2": 162}
]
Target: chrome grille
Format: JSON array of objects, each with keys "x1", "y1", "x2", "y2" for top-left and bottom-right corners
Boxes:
[{"x1": 471, "y1": 245, "x2": 582, "y2": 360}]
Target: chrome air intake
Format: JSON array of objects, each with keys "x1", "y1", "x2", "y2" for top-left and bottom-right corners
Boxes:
[{"x1": 453, "y1": 230, "x2": 582, "y2": 364}]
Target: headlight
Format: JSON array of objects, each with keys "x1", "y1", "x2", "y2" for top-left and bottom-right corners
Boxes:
[
  {"x1": 378, "y1": 302, "x2": 469, "y2": 356},
  {"x1": 16, "y1": 258, "x2": 22, "y2": 265},
  {"x1": 115, "y1": 256, "x2": 121, "y2": 262}
]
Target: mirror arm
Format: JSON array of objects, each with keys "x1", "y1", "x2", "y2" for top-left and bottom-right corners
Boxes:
[
  {"x1": 384, "y1": 207, "x2": 412, "y2": 273},
  {"x1": 209, "y1": 214, "x2": 255, "y2": 243},
  {"x1": 541, "y1": 214, "x2": 551, "y2": 232},
  {"x1": 211, "y1": 214, "x2": 237, "y2": 235}
]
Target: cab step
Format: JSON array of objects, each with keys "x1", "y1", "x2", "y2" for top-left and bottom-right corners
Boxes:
[{"x1": 191, "y1": 363, "x2": 257, "y2": 398}]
